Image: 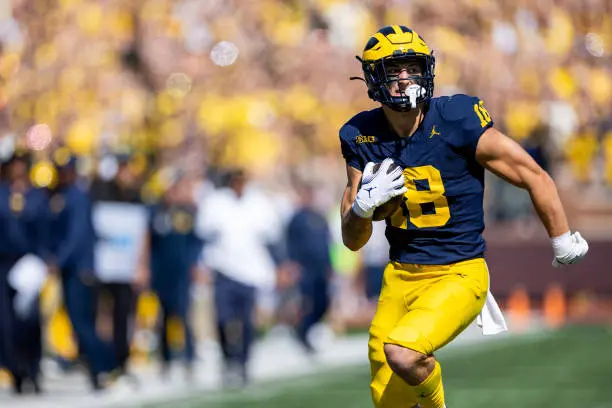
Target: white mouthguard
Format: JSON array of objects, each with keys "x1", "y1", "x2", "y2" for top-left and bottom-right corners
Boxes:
[{"x1": 404, "y1": 85, "x2": 425, "y2": 109}]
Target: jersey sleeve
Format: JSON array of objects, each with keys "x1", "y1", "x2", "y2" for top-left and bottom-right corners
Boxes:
[
  {"x1": 339, "y1": 122, "x2": 364, "y2": 171},
  {"x1": 441, "y1": 94, "x2": 494, "y2": 156}
]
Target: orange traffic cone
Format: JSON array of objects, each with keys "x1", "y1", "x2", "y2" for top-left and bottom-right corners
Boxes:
[
  {"x1": 543, "y1": 284, "x2": 566, "y2": 328},
  {"x1": 506, "y1": 286, "x2": 531, "y2": 332}
]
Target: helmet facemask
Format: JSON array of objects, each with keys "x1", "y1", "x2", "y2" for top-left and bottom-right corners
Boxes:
[{"x1": 361, "y1": 52, "x2": 435, "y2": 112}]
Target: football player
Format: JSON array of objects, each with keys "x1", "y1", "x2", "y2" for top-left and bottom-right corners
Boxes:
[{"x1": 339, "y1": 25, "x2": 589, "y2": 408}]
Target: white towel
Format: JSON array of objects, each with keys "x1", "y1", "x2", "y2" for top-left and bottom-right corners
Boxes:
[
  {"x1": 476, "y1": 289, "x2": 508, "y2": 335},
  {"x1": 7, "y1": 254, "x2": 48, "y2": 318}
]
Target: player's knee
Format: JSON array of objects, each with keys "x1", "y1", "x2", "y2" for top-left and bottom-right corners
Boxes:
[
  {"x1": 384, "y1": 343, "x2": 433, "y2": 386},
  {"x1": 383, "y1": 343, "x2": 422, "y2": 375}
]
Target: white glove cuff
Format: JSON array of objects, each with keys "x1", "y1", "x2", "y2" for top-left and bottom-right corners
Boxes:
[
  {"x1": 551, "y1": 231, "x2": 572, "y2": 255},
  {"x1": 351, "y1": 199, "x2": 373, "y2": 219}
]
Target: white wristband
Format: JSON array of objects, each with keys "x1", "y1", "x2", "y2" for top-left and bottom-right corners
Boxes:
[
  {"x1": 551, "y1": 231, "x2": 572, "y2": 252},
  {"x1": 351, "y1": 200, "x2": 373, "y2": 219}
]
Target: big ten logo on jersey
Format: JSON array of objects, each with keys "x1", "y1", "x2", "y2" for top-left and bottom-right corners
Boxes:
[
  {"x1": 473, "y1": 100, "x2": 492, "y2": 128},
  {"x1": 356, "y1": 135, "x2": 377, "y2": 144},
  {"x1": 388, "y1": 165, "x2": 450, "y2": 229}
]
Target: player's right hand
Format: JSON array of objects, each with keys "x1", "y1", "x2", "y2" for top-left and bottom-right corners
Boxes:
[
  {"x1": 551, "y1": 231, "x2": 589, "y2": 267},
  {"x1": 351, "y1": 158, "x2": 407, "y2": 219}
]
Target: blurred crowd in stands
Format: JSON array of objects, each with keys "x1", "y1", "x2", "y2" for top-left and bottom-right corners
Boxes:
[{"x1": 0, "y1": 0, "x2": 610, "y2": 212}]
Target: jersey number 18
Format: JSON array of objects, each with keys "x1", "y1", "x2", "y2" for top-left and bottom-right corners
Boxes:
[{"x1": 389, "y1": 165, "x2": 450, "y2": 229}]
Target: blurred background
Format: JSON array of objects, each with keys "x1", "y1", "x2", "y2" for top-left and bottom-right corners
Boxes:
[{"x1": 0, "y1": 0, "x2": 610, "y2": 407}]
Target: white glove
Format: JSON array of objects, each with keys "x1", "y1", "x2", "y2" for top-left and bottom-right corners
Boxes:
[
  {"x1": 551, "y1": 231, "x2": 589, "y2": 267},
  {"x1": 351, "y1": 158, "x2": 407, "y2": 219}
]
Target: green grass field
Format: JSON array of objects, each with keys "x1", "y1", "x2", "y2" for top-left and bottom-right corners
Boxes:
[{"x1": 146, "y1": 325, "x2": 612, "y2": 408}]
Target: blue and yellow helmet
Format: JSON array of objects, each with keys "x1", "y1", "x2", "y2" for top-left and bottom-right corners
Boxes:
[{"x1": 358, "y1": 25, "x2": 435, "y2": 112}]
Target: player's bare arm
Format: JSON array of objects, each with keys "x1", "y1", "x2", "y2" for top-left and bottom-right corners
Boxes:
[
  {"x1": 341, "y1": 160, "x2": 407, "y2": 251},
  {"x1": 475, "y1": 127, "x2": 568, "y2": 237},
  {"x1": 340, "y1": 164, "x2": 372, "y2": 251},
  {"x1": 475, "y1": 127, "x2": 588, "y2": 266}
]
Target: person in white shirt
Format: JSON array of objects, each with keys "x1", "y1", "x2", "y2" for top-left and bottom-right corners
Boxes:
[{"x1": 196, "y1": 169, "x2": 282, "y2": 388}]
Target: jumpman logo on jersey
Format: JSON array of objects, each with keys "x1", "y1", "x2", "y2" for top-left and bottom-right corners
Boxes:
[{"x1": 430, "y1": 125, "x2": 440, "y2": 138}]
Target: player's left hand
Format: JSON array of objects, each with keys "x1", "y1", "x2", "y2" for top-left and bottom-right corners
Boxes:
[{"x1": 551, "y1": 231, "x2": 589, "y2": 267}]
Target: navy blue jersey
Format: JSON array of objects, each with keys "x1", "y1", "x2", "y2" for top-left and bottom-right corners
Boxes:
[
  {"x1": 0, "y1": 183, "x2": 50, "y2": 259},
  {"x1": 286, "y1": 207, "x2": 332, "y2": 275},
  {"x1": 48, "y1": 185, "x2": 96, "y2": 272},
  {"x1": 339, "y1": 94, "x2": 494, "y2": 265},
  {"x1": 147, "y1": 204, "x2": 202, "y2": 291}
]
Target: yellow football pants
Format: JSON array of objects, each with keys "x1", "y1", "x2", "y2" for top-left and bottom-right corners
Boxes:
[{"x1": 369, "y1": 257, "x2": 489, "y2": 407}]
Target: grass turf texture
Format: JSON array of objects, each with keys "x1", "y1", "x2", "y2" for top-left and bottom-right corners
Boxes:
[{"x1": 145, "y1": 325, "x2": 612, "y2": 408}]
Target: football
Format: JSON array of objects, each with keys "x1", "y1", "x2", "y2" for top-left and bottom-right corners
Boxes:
[
  {"x1": 372, "y1": 195, "x2": 404, "y2": 221},
  {"x1": 371, "y1": 161, "x2": 405, "y2": 221}
]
